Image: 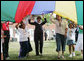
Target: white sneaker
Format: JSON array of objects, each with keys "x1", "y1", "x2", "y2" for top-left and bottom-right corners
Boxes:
[
  {"x1": 72, "y1": 52, "x2": 75, "y2": 56},
  {"x1": 69, "y1": 54, "x2": 72, "y2": 57}
]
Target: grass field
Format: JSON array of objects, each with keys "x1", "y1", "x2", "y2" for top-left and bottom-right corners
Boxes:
[{"x1": 7, "y1": 40, "x2": 83, "y2": 60}]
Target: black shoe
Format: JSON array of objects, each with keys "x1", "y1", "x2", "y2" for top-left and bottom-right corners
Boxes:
[
  {"x1": 6, "y1": 57, "x2": 10, "y2": 60},
  {"x1": 36, "y1": 54, "x2": 39, "y2": 56}
]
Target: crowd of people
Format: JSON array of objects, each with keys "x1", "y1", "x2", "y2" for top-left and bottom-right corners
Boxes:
[{"x1": 1, "y1": 13, "x2": 83, "y2": 60}]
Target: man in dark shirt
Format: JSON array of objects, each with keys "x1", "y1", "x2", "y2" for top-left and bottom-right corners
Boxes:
[{"x1": 28, "y1": 15, "x2": 47, "y2": 56}]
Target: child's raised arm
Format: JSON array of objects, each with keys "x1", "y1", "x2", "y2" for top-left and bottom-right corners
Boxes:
[
  {"x1": 15, "y1": 23, "x2": 19, "y2": 29},
  {"x1": 28, "y1": 15, "x2": 36, "y2": 25}
]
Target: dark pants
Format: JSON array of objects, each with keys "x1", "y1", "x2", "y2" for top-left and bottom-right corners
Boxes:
[
  {"x1": 19, "y1": 41, "x2": 30, "y2": 58},
  {"x1": 3, "y1": 30, "x2": 10, "y2": 59},
  {"x1": 28, "y1": 37, "x2": 33, "y2": 52},
  {"x1": 56, "y1": 33, "x2": 66, "y2": 52},
  {"x1": 75, "y1": 33, "x2": 79, "y2": 42},
  {"x1": 34, "y1": 33, "x2": 43, "y2": 55},
  {"x1": 45, "y1": 36, "x2": 47, "y2": 41}
]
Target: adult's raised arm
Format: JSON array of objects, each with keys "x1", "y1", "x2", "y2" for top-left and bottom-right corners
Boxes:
[
  {"x1": 41, "y1": 18, "x2": 47, "y2": 25},
  {"x1": 8, "y1": 21, "x2": 14, "y2": 25},
  {"x1": 28, "y1": 15, "x2": 36, "y2": 25},
  {"x1": 50, "y1": 13, "x2": 56, "y2": 24}
]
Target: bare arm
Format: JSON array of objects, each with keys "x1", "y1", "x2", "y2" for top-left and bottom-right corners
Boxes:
[
  {"x1": 50, "y1": 13, "x2": 56, "y2": 24},
  {"x1": 8, "y1": 21, "x2": 14, "y2": 25},
  {"x1": 15, "y1": 23, "x2": 19, "y2": 29},
  {"x1": 9, "y1": 23, "x2": 14, "y2": 25},
  {"x1": 79, "y1": 25, "x2": 83, "y2": 30},
  {"x1": 1, "y1": 35, "x2": 6, "y2": 39},
  {"x1": 65, "y1": 21, "x2": 68, "y2": 37},
  {"x1": 1, "y1": 30, "x2": 6, "y2": 39},
  {"x1": 65, "y1": 28, "x2": 68, "y2": 37}
]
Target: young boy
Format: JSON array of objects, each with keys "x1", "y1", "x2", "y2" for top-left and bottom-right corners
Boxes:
[{"x1": 15, "y1": 21, "x2": 32, "y2": 58}]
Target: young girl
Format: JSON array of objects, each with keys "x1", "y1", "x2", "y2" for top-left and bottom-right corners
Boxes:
[
  {"x1": 15, "y1": 21, "x2": 31, "y2": 58},
  {"x1": 75, "y1": 25, "x2": 83, "y2": 56},
  {"x1": 67, "y1": 23, "x2": 76, "y2": 57}
]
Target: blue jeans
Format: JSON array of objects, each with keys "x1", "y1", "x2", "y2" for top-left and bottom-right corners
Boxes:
[{"x1": 56, "y1": 33, "x2": 66, "y2": 52}]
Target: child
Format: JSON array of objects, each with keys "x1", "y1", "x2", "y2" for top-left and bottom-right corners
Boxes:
[
  {"x1": 75, "y1": 25, "x2": 83, "y2": 56},
  {"x1": 67, "y1": 23, "x2": 76, "y2": 57},
  {"x1": 15, "y1": 21, "x2": 31, "y2": 58}
]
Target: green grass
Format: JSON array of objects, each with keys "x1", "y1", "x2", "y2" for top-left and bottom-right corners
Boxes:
[{"x1": 8, "y1": 40, "x2": 83, "y2": 60}]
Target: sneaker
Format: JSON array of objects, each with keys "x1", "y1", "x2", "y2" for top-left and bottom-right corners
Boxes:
[
  {"x1": 57, "y1": 56, "x2": 60, "y2": 59},
  {"x1": 69, "y1": 54, "x2": 72, "y2": 57},
  {"x1": 72, "y1": 52, "x2": 75, "y2": 56},
  {"x1": 36, "y1": 54, "x2": 39, "y2": 56}
]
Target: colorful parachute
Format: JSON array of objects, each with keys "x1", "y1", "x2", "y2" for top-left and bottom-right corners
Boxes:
[{"x1": 1, "y1": 1, "x2": 83, "y2": 25}]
